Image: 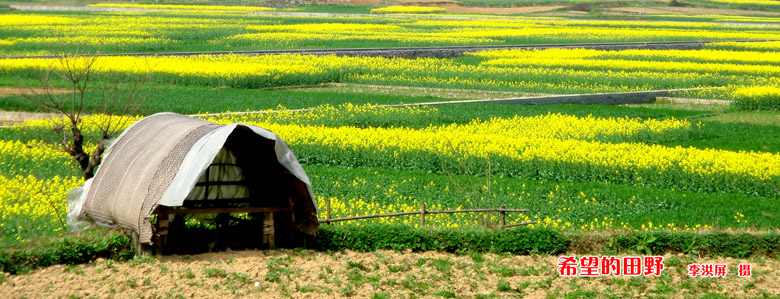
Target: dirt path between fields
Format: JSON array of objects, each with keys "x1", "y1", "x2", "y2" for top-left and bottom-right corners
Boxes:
[
  {"x1": 607, "y1": 6, "x2": 780, "y2": 16},
  {"x1": 1, "y1": 249, "x2": 778, "y2": 298},
  {"x1": 3, "y1": 84, "x2": 727, "y2": 122},
  {"x1": 0, "y1": 87, "x2": 70, "y2": 97},
  {"x1": 0, "y1": 87, "x2": 68, "y2": 126}
]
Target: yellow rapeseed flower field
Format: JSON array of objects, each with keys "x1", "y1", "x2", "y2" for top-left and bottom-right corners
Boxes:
[
  {"x1": 1, "y1": 102, "x2": 773, "y2": 243},
  {"x1": 237, "y1": 118, "x2": 775, "y2": 179},
  {"x1": 3, "y1": 47, "x2": 779, "y2": 95},
  {"x1": 3, "y1": 10, "x2": 780, "y2": 55}
]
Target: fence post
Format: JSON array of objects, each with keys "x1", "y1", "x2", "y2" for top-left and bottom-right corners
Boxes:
[
  {"x1": 326, "y1": 197, "x2": 332, "y2": 225},
  {"x1": 420, "y1": 203, "x2": 426, "y2": 227},
  {"x1": 500, "y1": 206, "x2": 506, "y2": 228}
]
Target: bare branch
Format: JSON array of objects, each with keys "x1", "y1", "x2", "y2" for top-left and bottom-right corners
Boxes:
[{"x1": 23, "y1": 39, "x2": 152, "y2": 180}]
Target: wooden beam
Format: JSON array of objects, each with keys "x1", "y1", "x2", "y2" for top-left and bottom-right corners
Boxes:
[
  {"x1": 194, "y1": 181, "x2": 247, "y2": 187},
  {"x1": 155, "y1": 206, "x2": 293, "y2": 215}
]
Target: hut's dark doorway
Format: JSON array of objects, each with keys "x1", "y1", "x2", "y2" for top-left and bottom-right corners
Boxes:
[{"x1": 150, "y1": 128, "x2": 300, "y2": 255}]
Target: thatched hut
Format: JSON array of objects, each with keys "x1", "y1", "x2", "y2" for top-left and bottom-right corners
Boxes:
[{"x1": 68, "y1": 113, "x2": 318, "y2": 255}]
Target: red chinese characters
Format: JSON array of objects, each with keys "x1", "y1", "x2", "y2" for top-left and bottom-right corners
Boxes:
[
  {"x1": 643, "y1": 256, "x2": 664, "y2": 276},
  {"x1": 738, "y1": 264, "x2": 752, "y2": 277},
  {"x1": 556, "y1": 256, "x2": 665, "y2": 277},
  {"x1": 688, "y1": 264, "x2": 728, "y2": 277},
  {"x1": 579, "y1": 256, "x2": 600, "y2": 277},
  {"x1": 558, "y1": 257, "x2": 749, "y2": 278},
  {"x1": 557, "y1": 256, "x2": 578, "y2": 277},
  {"x1": 600, "y1": 256, "x2": 621, "y2": 276}
]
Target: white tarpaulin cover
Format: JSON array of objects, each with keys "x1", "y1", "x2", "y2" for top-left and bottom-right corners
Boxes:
[{"x1": 67, "y1": 113, "x2": 318, "y2": 244}]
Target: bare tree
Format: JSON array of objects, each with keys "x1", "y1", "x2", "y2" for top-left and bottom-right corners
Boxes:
[{"x1": 25, "y1": 45, "x2": 152, "y2": 179}]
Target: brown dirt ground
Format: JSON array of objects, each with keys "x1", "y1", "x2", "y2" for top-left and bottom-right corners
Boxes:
[
  {"x1": 309, "y1": 0, "x2": 563, "y2": 14},
  {"x1": 536, "y1": 10, "x2": 590, "y2": 17},
  {"x1": 1, "y1": 250, "x2": 778, "y2": 298},
  {"x1": 314, "y1": 0, "x2": 385, "y2": 6},
  {"x1": 389, "y1": 1, "x2": 565, "y2": 14},
  {"x1": 438, "y1": 4, "x2": 565, "y2": 15},
  {"x1": 0, "y1": 88, "x2": 69, "y2": 125},
  {"x1": 0, "y1": 87, "x2": 70, "y2": 97},
  {"x1": 607, "y1": 6, "x2": 780, "y2": 16},
  {"x1": 397, "y1": 0, "x2": 456, "y2": 4}
]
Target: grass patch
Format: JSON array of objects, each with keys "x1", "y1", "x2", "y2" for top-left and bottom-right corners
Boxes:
[
  {"x1": 0, "y1": 229, "x2": 133, "y2": 274},
  {"x1": 1, "y1": 225, "x2": 778, "y2": 275}
]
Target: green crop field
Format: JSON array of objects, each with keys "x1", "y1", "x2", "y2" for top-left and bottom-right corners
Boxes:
[
  {"x1": 3, "y1": 3, "x2": 780, "y2": 244},
  {"x1": 1, "y1": 2, "x2": 780, "y2": 297},
  {"x1": 4, "y1": 9, "x2": 780, "y2": 56}
]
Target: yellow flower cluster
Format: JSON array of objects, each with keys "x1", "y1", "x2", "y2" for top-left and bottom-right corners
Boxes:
[
  {"x1": 13, "y1": 114, "x2": 141, "y2": 133},
  {"x1": 89, "y1": 3, "x2": 275, "y2": 12},
  {"x1": 710, "y1": 41, "x2": 780, "y2": 51},
  {"x1": 370, "y1": 6, "x2": 447, "y2": 14},
  {"x1": 475, "y1": 48, "x2": 780, "y2": 77},
  {"x1": 732, "y1": 85, "x2": 780, "y2": 100},
  {"x1": 5, "y1": 36, "x2": 175, "y2": 52},
  {"x1": 447, "y1": 113, "x2": 691, "y2": 141},
  {"x1": 0, "y1": 54, "x2": 331, "y2": 86},
  {"x1": 0, "y1": 175, "x2": 82, "y2": 239},
  {"x1": 0, "y1": 139, "x2": 73, "y2": 168},
  {"x1": 228, "y1": 22, "x2": 495, "y2": 46},
  {"x1": 6, "y1": 10, "x2": 780, "y2": 56},
  {"x1": 226, "y1": 114, "x2": 778, "y2": 180},
  {"x1": 0, "y1": 14, "x2": 76, "y2": 26},
  {"x1": 0, "y1": 138, "x2": 83, "y2": 243},
  {"x1": 409, "y1": 19, "x2": 780, "y2": 41},
  {"x1": 6, "y1": 45, "x2": 780, "y2": 94},
  {"x1": 214, "y1": 103, "x2": 435, "y2": 125},
  {"x1": 477, "y1": 47, "x2": 780, "y2": 66},
  {"x1": 0, "y1": 12, "x2": 256, "y2": 55}
]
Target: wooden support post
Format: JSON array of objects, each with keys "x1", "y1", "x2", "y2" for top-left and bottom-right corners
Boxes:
[
  {"x1": 326, "y1": 197, "x2": 332, "y2": 225},
  {"x1": 204, "y1": 167, "x2": 210, "y2": 200},
  {"x1": 420, "y1": 203, "x2": 426, "y2": 227},
  {"x1": 263, "y1": 212, "x2": 275, "y2": 250},
  {"x1": 130, "y1": 231, "x2": 144, "y2": 257},
  {"x1": 156, "y1": 218, "x2": 169, "y2": 256},
  {"x1": 500, "y1": 206, "x2": 506, "y2": 228}
]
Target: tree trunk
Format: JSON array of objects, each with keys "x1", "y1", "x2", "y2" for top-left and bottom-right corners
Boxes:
[
  {"x1": 83, "y1": 137, "x2": 107, "y2": 180},
  {"x1": 66, "y1": 125, "x2": 92, "y2": 179}
]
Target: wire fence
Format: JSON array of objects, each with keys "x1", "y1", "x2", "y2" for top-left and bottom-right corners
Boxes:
[{"x1": 319, "y1": 198, "x2": 536, "y2": 229}]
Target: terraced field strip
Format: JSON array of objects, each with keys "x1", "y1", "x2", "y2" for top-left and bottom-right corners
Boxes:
[
  {"x1": 383, "y1": 88, "x2": 713, "y2": 107},
  {"x1": 187, "y1": 87, "x2": 712, "y2": 119},
  {"x1": 1, "y1": 41, "x2": 770, "y2": 60},
  {"x1": 261, "y1": 83, "x2": 540, "y2": 99},
  {"x1": 0, "y1": 110, "x2": 58, "y2": 126},
  {"x1": 4, "y1": 88, "x2": 686, "y2": 123},
  {"x1": 12, "y1": 4, "x2": 780, "y2": 27},
  {"x1": 656, "y1": 97, "x2": 733, "y2": 105}
]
